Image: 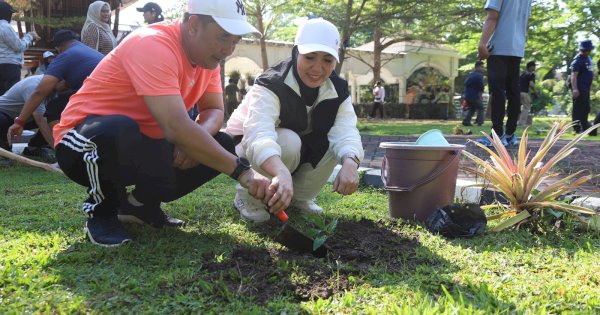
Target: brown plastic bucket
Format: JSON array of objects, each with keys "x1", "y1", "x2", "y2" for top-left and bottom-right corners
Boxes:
[{"x1": 379, "y1": 142, "x2": 465, "y2": 222}]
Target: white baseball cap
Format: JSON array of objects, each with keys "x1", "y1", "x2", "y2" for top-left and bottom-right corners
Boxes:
[
  {"x1": 294, "y1": 18, "x2": 340, "y2": 62},
  {"x1": 187, "y1": 0, "x2": 261, "y2": 37},
  {"x1": 42, "y1": 51, "x2": 55, "y2": 59}
]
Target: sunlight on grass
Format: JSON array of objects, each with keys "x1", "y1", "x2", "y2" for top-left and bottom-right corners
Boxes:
[{"x1": 1, "y1": 164, "x2": 599, "y2": 313}]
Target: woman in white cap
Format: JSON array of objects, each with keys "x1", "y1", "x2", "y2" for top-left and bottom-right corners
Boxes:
[
  {"x1": 34, "y1": 51, "x2": 56, "y2": 75},
  {"x1": 226, "y1": 18, "x2": 363, "y2": 223},
  {"x1": 81, "y1": 0, "x2": 117, "y2": 55}
]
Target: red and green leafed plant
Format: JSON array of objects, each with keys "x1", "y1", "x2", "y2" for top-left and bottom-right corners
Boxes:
[{"x1": 463, "y1": 121, "x2": 599, "y2": 232}]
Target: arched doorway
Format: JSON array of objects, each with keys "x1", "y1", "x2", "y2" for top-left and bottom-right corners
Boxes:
[{"x1": 406, "y1": 67, "x2": 451, "y2": 119}]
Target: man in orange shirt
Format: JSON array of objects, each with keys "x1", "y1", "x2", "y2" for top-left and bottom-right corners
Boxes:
[{"x1": 49, "y1": 0, "x2": 274, "y2": 247}]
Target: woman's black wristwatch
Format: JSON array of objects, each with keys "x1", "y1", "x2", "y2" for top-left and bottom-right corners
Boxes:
[{"x1": 230, "y1": 157, "x2": 251, "y2": 180}]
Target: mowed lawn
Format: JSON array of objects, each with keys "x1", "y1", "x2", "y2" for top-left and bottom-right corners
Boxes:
[
  {"x1": 1, "y1": 118, "x2": 599, "y2": 313},
  {"x1": 357, "y1": 116, "x2": 600, "y2": 141}
]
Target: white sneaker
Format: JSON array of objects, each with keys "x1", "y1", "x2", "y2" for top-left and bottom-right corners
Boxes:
[
  {"x1": 290, "y1": 199, "x2": 323, "y2": 214},
  {"x1": 233, "y1": 189, "x2": 270, "y2": 223}
]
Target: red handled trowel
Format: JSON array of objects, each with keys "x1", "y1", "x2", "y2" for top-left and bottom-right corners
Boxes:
[{"x1": 273, "y1": 210, "x2": 329, "y2": 258}]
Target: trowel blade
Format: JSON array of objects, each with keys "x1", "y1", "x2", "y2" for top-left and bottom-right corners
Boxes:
[{"x1": 274, "y1": 223, "x2": 329, "y2": 258}]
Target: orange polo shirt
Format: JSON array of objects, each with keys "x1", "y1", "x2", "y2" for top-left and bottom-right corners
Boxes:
[{"x1": 53, "y1": 20, "x2": 222, "y2": 146}]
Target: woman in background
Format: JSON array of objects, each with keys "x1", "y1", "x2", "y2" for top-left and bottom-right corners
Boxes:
[{"x1": 81, "y1": 1, "x2": 117, "y2": 55}]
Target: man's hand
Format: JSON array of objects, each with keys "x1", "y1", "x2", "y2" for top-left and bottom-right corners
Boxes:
[
  {"x1": 172, "y1": 148, "x2": 200, "y2": 170},
  {"x1": 7, "y1": 123, "x2": 23, "y2": 146},
  {"x1": 265, "y1": 172, "x2": 293, "y2": 214},
  {"x1": 238, "y1": 169, "x2": 272, "y2": 204},
  {"x1": 572, "y1": 89, "x2": 580, "y2": 99},
  {"x1": 29, "y1": 31, "x2": 41, "y2": 41},
  {"x1": 477, "y1": 44, "x2": 493, "y2": 60},
  {"x1": 332, "y1": 159, "x2": 360, "y2": 195}
]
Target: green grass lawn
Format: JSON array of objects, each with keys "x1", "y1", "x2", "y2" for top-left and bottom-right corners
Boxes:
[
  {"x1": 1, "y1": 165, "x2": 599, "y2": 314},
  {"x1": 358, "y1": 117, "x2": 600, "y2": 141}
]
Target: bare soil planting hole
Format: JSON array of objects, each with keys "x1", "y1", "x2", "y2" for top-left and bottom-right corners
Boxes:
[{"x1": 199, "y1": 218, "x2": 420, "y2": 303}]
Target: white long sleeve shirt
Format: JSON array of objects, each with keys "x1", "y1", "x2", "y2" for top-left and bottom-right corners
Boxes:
[
  {"x1": 226, "y1": 70, "x2": 364, "y2": 168},
  {"x1": 0, "y1": 20, "x2": 34, "y2": 65}
]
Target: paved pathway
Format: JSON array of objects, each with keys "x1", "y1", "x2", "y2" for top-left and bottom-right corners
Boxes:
[{"x1": 360, "y1": 134, "x2": 600, "y2": 197}]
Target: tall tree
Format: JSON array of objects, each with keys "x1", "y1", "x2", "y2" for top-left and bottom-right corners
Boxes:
[{"x1": 245, "y1": 0, "x2": 287, "y2": 70}]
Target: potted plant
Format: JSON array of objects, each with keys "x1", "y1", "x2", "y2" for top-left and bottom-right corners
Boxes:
[{"x1": 463, "y1": 121, "x2": 599, "y2": 232}]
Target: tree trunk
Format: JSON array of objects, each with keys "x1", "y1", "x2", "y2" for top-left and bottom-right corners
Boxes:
[
  {"x1": 372, "y1": 25, "x2": 382, "y2": 83},
  {"x1": 335, "y1": 0, "x2": 354, "y2": 74},
  {"x1": 256, "y1": 9, "x2": 269, "y2": 70}
]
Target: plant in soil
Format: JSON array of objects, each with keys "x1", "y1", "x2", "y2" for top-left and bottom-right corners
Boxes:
[
  {"x1": 302, "y1": 213, "x2": 338, "y2": 251},
  {"x1": 463, "y1": 121, "x2": 600, "y2": 232}
]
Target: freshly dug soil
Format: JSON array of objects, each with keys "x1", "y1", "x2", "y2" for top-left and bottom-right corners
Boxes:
[{"x1": 199, "y1": 218, "x2": 419, "y2": 303}]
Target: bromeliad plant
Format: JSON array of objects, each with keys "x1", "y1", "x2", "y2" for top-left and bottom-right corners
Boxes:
[{"x1": 463, "y1": 121, "x2": 600, "y2": 232}]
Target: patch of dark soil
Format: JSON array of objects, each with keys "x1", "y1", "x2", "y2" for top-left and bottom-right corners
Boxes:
[{"x1": 196, "y1": 218, "x2": 419, "y2": 303}]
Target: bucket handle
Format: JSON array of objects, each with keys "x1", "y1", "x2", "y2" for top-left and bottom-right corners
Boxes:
[{"x1": 381, "y1": 150, "x2": 460, "y2": 192}]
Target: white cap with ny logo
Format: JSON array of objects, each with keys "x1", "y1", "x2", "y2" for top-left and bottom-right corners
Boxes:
[{"x1": 187, "y1": 0, "x2": 261, "y2": 37}]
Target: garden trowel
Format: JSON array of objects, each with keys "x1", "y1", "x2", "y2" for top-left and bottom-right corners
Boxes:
[{"x1": 273, "y1": 210, "x2": 329, "y2": 258}]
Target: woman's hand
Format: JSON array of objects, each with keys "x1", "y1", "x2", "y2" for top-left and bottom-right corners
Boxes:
[
  {"x1": 332, "y1": 159, "x2": 359, "y2": 195},
  {"x1": 266, "y1": 171, "x2": 293, "y2": 214}
]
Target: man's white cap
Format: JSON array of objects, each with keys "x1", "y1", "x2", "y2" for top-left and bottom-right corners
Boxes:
[
  {"x1": 295, "y1": 18, "x2": 340, "y2": 62},
  {"x1": 187, "y1": 0, "x2": 261, "y2": 37},
  {"x1": 42, "y1": 51, "x2": 55, "y2": 59}
]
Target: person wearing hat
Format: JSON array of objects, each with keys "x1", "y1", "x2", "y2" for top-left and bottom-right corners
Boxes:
[
  {"x1": 0, "y1": 2, "x2": 40, "y2": 94},
  {"x1": 570, "y1": 39, "x2": 595, "y2": 135},
  {"x1": 34, "y1": 51, "x2": 56, "y2": 75},
  {"x1": 137, "y1": 2, "x2": 164, "y2": 24},
  {"x1": 48, "y1": 0, "x2": 270, "y2": 247},
  {"x1": 81, "y1": 1, "x2": 117, "y2": 55},
  {"x1": 225, "y1": 18, "x2": 363, "y2": 223},
  {"x1": 7, "y1": 29, "x2": 104, "y2": 152},
  {"x1": 369, "y1": 80, "x2": 385, "y2": 120},
  {"x1": 517, "y1": 60, "x2": 538, "y2": 126},
  {"x1": 476, "y1": 0, "x2": 533, "y2": 147}
]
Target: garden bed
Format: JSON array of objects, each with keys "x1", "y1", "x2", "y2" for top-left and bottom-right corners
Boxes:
[{"x1": 194, "y1": 218, "x2": 418, "y2": 303}]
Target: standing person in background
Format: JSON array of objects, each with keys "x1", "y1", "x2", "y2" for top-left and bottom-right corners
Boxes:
[
  {"x1": 81, "y1": 1, "x2": 117, "y2": 55},
  {"x1": 369, "y1": 80, "x2": 385, "y2": 120},
  {"x1": 137, "y1": 2, "x2": 164, "y2": 24},
  {"x1": 592, "y1": 59, "x2": 600, "y2": 135},
  {"x1": 462, "y1": 61, "x2": 486, "y2": 127},
  {"x1": 476, "y1": 0, "x2": 532, "y2": 147},
  {"x1": 518, "y1": 60, "x2": 538, "y2": 126},
  {"x1": 224, "y1": 78, "x2": 239, "y2": 119},
  {"x1": 570, "y1": 39, "x2": 595, "y2": 135},
  {"x1": 238, "y1": 78, "x2": 247, "y2": 101},
  {"x1": 0, "y1": 2, "x2": 40, "y2": 94}
]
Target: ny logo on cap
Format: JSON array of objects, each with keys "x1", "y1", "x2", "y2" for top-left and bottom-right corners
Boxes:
[{"x1": 236, "y1": 0, "x2": 246, "y2": 16}]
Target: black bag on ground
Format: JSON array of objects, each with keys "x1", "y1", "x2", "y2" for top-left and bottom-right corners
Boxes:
[{"x1": 425, "y1": 203, "x2": 487, "y2": 238}]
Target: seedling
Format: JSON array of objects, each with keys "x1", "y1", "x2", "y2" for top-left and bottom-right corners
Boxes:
[{"x1": 303, "y1": 213, "x2": 338, "y2": 251}]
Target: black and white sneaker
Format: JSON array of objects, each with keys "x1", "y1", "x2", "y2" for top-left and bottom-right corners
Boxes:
[
  {"x1": 86, "y1": 216, "x2": 133, "y2": 247},
  {"x1": 118, "y1": 202, "x2": 185, "y2": 228}
]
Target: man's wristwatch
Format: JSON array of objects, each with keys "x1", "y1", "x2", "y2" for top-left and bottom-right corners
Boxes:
[
  {"x1": 230, "y1": 157, "x2": 251, "y2": 180},
  {"x1": 343, "y1": 154, "x2": 360, "y2": 168}
]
